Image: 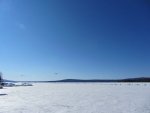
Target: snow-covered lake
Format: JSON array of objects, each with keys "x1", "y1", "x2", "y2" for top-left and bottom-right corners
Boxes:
[{"x1": 0, "y1": 83, "x2": 150, "y2": 113}]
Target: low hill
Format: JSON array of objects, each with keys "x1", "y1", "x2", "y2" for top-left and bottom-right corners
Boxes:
[{"x1": 48, "y1": 77, "x2": 150, "y2": 82}]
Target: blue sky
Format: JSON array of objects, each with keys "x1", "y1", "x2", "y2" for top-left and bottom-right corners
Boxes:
[{"x1": 0, "y1": 0, "x2": 150, "y2": 81}]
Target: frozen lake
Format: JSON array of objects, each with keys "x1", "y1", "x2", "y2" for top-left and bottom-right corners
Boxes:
[{"x1": 0, "y1": 83, "x2": 150, "y2": 113}]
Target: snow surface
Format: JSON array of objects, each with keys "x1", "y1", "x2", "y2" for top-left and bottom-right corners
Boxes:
[{"x1": 0, "y1": 83, "x2": 150, "y2": 113}]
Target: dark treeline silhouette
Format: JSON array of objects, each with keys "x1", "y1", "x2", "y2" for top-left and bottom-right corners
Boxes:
[
  {"x1": 47, "y1": 77, "x2": 150, "y2": 83},
  {"x1": 3, "y1": 77, "x2": 150, "y2": 83},
  {"x1": 119, "y1": 77, "x2": 150, "y2": 82}
]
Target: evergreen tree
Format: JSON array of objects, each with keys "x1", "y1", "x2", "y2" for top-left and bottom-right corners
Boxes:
[{"x1": 0, "y1": 72, "x2": 3, "y2": 89}]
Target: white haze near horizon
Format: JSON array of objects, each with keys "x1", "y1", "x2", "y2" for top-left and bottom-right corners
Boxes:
[{"x1": 0, "y1": 83, "x2": 150, "y2": 113}]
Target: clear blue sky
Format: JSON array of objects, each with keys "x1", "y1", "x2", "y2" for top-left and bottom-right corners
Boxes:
[{"x1": 0, "y1": 0, "x2": 150, "y2": 81}]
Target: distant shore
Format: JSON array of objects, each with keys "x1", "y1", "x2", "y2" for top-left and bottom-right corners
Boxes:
[{"x1": 4, "y1": 77, "x2": 150, "y2": 83}]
